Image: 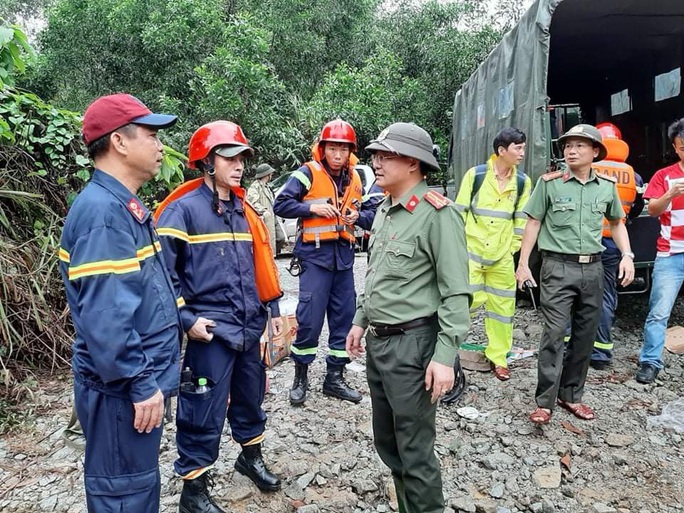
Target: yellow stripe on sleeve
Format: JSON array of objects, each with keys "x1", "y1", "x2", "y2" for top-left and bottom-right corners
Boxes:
[
  {"x1": 68, "y1": 258, "x2": 141, "y2": 280},
  {"x1": 58, "y1": 248, "x2": 70, "y2": 263},
  {"x1": 156, "y1": 227, "x2": 253, "y2": 244}
]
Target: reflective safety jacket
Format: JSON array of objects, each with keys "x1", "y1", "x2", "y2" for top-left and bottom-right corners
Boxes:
[
  {"x1": 274, "y1": 154, "x2": 379, "y2": 271},
  {"x1": 592, "y1": 140, "x2": 638, "y2": 238},
  {"x1": 455, "y1": 155, "x2": 532, "y2": 266},
  {"x1": 299, "y1": 161, "x2": 363, "y2": 247},
  {"x1": 58, "y1": 170, "x2": 181, "y2": 402},
  {"x1": 156, "y1": 183, "x2": 280, "y2": 352}
]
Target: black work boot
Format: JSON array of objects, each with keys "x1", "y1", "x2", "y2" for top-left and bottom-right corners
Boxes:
[
  {"x1": 179, "y1": 472, "x2": 226, "y2": 513},
  {"x1": 289, "y1": 362, "x2": 308, "y2": 405},
  {"x1": 323, "y1": 365, "x2": 362, "y2": 403},
  {"x1": 234, "y1": 443, "x2": 281, "y2": 492}
]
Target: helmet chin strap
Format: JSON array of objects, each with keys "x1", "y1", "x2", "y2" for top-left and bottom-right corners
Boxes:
[{"x1": 199, "y1": 158, "x2": 221, "y2": 215}]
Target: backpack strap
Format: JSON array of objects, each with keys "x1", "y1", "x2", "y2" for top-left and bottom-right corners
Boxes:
[
  {"x1": 513, "y1": 170, "x2": 527, "y2": 212},
  {"x1": 471, "y1": 164, "x2": 528, "y2": 217},
  {"x1": 469, "y1": 164, "x2": 488, "y2": 210}
]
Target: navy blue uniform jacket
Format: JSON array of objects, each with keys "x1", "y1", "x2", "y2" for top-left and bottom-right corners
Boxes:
[
  {"x1": 59, "y1": 170, "x2": 181, "y2": 402},
  {"x1": 156, "y1": 183, "x2": 279, "y2": 352}
]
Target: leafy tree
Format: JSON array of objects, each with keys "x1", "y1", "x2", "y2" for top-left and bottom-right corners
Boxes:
[
  {"x1": 0, "y1": 20, "x2": 32, "y2": 88},
  {"x1": 307, "y1": 50, "x2": 430, "y2": 154},
  {"x1": 33, "y1": 0, "x2": 227, "y2": 111},
  {"x1": 373, "y1": 0, "x2": 502, "y2": 142},
  {"x1": 234, "y1": 0, "x2": 380, "y2": 97}
]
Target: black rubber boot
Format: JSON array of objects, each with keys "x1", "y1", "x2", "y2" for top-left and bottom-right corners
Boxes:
[
  {"x1": 289, "y1": 362, "x2": 308, "y2": 405},
  {"x1": 234, "y1": 443, "x2": 281, "y2": 492},
  {"x1": 179, "y1": 472, "x2": 226, "y2": 513},
  {"x1": 323, "y1": 365, "x2": 362, "y2": 403}
]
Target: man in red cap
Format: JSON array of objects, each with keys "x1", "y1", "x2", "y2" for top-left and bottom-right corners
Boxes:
[{"x1": 58, "y1": 93, "x2": 180, "y2": 513}]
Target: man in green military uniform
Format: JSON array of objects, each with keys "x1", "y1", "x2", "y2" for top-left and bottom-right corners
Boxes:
[
  {"x1": 346, "y1": 122, "x2": 471, "y2": 513},
  {"x1": 515, "y1": 124, "x2": 635, "y2": 425}
]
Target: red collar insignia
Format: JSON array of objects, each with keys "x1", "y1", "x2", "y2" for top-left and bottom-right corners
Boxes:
[
  {"x1": 405, "y1": 195, "x2": 420, "y2": 213},
  {"x1": 127, "y1": 198, "x2": 146, "y2": 222}
]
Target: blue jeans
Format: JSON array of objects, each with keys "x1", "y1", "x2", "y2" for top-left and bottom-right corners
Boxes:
[{"x1": 641, "y1": 254, "x2": 684, "y2": 369}]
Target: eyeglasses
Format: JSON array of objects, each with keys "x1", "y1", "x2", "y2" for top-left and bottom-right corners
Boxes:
[{"x1": 371, "y1": 153, "x2": 401, "y2": 164}]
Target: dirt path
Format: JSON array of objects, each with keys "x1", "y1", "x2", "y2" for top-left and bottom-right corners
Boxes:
[{"x1": 1, "y1": 256, "x2": 683, "y2": 512}]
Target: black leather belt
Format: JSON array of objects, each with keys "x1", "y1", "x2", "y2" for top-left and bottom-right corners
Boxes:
[
  {"x1": 542, "y1": 251, "x2": 601, "y2": 264},
  {"x1": 369, "y1": 315, "x2": 436, "y2": 337}
]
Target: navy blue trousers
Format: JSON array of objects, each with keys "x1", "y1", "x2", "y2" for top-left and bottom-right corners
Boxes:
[
  {"x1": 74, "y1": 379, "x2": 162, "y2": 513},
  {"x1": 291, "y1": 261, "x2": 355, "y2": 366},
  {"x1": 175, "y1": 338, "x2": 267, "y2": 477},
  {"x1": 593, "y1": 244, "x2": 621, "y2": 362}
]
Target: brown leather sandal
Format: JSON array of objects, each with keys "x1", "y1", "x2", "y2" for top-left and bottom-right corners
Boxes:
[
  {"x1": 493, "y1": 365, "x2": 511, "y2": 381},
  {"x1": 529, "y1": 407, "x2": 552, "y2": 425},
  {"x1": 557, "y1": 399, "x2": 595, "y2": 420}
]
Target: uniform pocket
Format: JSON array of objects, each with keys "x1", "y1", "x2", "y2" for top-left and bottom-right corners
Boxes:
[
  {"x1": 550, "y1": 202, "x2": 576, "y2": 227},
  {"x1": 590, "y1": 201, "x2": 608, "y2": 222},
  {"x1": 176, "y1": 379, "x2": 216, "y2": 434},
  {"x1": 384, "y1": 240, "x2": 415, "y2": 278}
]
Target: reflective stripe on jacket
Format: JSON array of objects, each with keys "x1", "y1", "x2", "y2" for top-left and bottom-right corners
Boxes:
[
  {"x1": 455, "y1": 155, "x2": 532, "y2": 265},
  {"x1": 593, "y1": 160, "x2": 637, "y2": 237},
  {"x1": 299, "y1": 161, "x2": 363, "y2": 247}
]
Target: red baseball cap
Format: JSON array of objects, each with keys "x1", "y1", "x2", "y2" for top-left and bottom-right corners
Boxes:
[{"x1": 82, "y1": 93, "x2": 178, "y2": 145}]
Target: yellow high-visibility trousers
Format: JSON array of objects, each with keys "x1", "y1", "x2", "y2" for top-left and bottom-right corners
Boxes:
[{"x1": 469, "y1": 253, "x2": 516, "y2": 368}]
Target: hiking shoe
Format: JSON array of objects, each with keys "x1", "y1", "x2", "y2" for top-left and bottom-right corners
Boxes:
[{"x1": 635, "y1": 363, "x2": 659, "y2": 384}]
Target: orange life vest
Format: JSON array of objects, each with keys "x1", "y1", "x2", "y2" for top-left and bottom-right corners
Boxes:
[
  {"x1": 153, "y1": 178, "x2": 283, "y2": 303},
  {"x1": 593, "y1": 137, "x2": 637, "y2": 238},
  {"x1": 300, "y1": 161, "x2": 363, "y2": 247}
]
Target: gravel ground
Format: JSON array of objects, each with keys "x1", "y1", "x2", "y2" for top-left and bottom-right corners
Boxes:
[{"x1": 1, "y1": 254, "x2": 684, "y2": 513}]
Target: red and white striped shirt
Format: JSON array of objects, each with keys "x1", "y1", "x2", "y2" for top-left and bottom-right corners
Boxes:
[{"x1": 645, "y1": 162, "x2": 684, "y2": 256}]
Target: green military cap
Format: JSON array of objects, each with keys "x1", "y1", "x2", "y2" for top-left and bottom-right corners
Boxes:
[
  {"x1": 557, "y1": 124, "x2": 608, "y2": 162},
  {"x1": 366, "y1": 122, "x2": 441, "y2": 172},
  {"x1": 255, "y1": 163, "x2": 275, "y2": 179}
]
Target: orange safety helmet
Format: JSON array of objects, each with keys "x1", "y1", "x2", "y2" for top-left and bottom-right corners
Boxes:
[
  {"x1": 187, "y1": 120, "x2": 254, "y2": 169},
  {"x1": 319, "y1": 119, "x2": 357, "y2": 152},
  {"x1": 596, "y1": 122, "x2": 622, "y2": 140}
]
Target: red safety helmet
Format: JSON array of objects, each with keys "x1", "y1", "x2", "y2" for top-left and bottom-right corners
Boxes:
[
  {"x1": 596, "y1": 122, "x2": 622, "y2": 141},
  {"x1": 187, "y1": 121, "x2": 254, "y2": 169},
  {"x1": 319, "y1": 119, "x2": 357, "y2": 152}
]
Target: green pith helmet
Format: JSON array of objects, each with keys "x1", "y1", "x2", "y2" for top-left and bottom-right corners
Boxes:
[
  {"x1": 366, "y1": 122, "x2": 441, "y2": 172},
  {"x1": 557, "y1": 124, "x2": 608, "y2": 162},
  {"x1": 255, "y1": 163, "x2": 275, "y2": 179}
]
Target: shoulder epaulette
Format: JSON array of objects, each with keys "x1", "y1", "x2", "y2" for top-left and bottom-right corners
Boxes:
[
  {"x1": 596, "y1": 172, "x2": 617, "y2": 183},
  {"x1": 541, "y1": 171, "x2": 563, "y2": 182},
  {"x1": 423, "y1": 190, "x2": 452, "y2": 210}
]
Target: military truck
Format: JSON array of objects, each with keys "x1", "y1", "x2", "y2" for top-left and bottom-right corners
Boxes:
[{"x1": 448, "y1": 0, "x2": 684, "y2": 293}]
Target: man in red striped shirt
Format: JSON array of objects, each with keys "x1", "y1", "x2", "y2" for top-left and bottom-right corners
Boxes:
[{"x1": 637, "y1": 118, "x2": 684, "y2": 384}]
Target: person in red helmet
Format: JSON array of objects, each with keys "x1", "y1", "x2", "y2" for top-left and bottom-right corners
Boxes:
[
  {"x1": 274, "y1": 119, "x2": 380, "y2": 405},
  {"x1": 156, "y1": 121, "x2": 283, "y2": 513}
]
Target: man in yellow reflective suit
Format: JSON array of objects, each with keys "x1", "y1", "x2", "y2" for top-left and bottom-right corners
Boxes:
[{"x1": 455, "y1": 128, "x2": 532, "y2": 380}]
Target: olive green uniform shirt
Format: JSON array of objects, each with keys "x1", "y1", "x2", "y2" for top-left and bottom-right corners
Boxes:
[
  {"x1": 524, "y1": 170, "x2": 625, "y2": 254},
  {"x1": 353, "y1": 180, "x2": 472, "y2": 366}
]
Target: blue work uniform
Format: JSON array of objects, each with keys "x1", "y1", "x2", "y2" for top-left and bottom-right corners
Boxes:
[
  {"x1": 593, "y1": 173, "x2": 644, "y2": 362},
  {"x1": 273, "y1": 163, "x2": 379, "y2": 366},
  {"x1": 59, "y1": 170, "x2": 181, "y2": 513},
  {"x1": 156, "y1": 183, "x2": 279, "y2": 479}
]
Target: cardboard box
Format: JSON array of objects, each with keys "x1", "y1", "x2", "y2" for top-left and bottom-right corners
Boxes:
[
  {"x1": 260, "y1": 314, "x2": 297, "y2": 368},
  {"x1": 665, "y1": 325, "x2": 684, "y2": 355}
]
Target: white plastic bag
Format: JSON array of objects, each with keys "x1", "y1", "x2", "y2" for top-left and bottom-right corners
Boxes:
[{"x1": 647, "y1": 398, "x2": 684, "y2": 433}]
